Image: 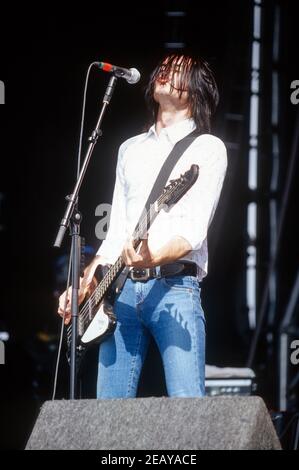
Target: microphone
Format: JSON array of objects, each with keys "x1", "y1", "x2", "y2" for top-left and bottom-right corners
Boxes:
[{"x1": 97, "y1": 62, "x2": 141, "y2": 84}]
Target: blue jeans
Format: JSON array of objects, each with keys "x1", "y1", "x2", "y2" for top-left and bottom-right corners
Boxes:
[{"x1": 97, "y1": 275, "x2": 206, "y2": 398}]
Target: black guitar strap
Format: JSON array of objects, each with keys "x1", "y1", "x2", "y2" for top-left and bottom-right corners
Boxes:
[
  {"x1": 143, "y1": 128, "x2": 201, "y2": 217},
  {"x1": 112, "y1": 127, "x2": 201, "y2": 294}
]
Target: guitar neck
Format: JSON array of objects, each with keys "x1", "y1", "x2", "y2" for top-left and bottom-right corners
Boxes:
[
  {"x1": 90, "y1": 206, "x2": 157, "y2": 306},
  {"x1": 93, "y1": 255, "x2": 126, "y2": 303}
]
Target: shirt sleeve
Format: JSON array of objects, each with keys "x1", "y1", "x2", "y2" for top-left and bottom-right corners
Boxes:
[
  {"x1": 96, "y1": 144, "x2": 128, "y2": 264},
  {"x1": 165, "y1": 136, "x2": 227, "y2": 251}
]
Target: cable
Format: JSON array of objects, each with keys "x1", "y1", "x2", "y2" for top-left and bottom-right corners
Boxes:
[
  {"x1": 294, "y1": 416, "x2": 299, "y2": 450},
  {"x1": 76, "y1": 62, "x2": 99, "y2": 179},
  {"x1": 52, "y1": 245, "x2": 72, "y2": 400},
  {"x1": 278, "y1": 412, "x2": 299, "y2": 443}
]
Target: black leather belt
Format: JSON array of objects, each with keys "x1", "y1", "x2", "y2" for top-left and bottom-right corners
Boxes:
[{"x1": 128, "y1": 261, "x2": 197, "y2": 282}]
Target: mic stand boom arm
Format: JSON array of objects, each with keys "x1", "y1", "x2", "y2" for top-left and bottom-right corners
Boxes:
[{"x1": 53, "y1": 75, "x2": 118, "y2": 399}]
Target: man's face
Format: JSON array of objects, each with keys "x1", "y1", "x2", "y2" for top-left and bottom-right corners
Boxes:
[{"x1": 153, "y1": 55, "x2": 191, "y2": 105}]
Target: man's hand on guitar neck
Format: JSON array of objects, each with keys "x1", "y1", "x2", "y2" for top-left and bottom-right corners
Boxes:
[
  {"x1": 121, "y1": 236, "x2": 192, "y2": 268},
  {"x1": 57, "y1": 255, "x2": 106, "y2": 325}
]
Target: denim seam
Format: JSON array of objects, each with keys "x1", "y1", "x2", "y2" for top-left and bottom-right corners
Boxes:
[
  {"x1": 126, "y1": 318, "x2": 143, "y2": 397},
  {"x1": 192, "y1": 288, "x2": 201, "y2": 395}
]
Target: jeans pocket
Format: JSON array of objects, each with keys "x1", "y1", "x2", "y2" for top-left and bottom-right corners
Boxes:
[{"x1": 161, "y1": 275, "x2": 195, "y2": 293}]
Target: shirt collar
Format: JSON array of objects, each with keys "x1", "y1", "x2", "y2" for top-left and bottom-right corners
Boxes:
[{"x1": 147, "y1": 118, "x2": 196, "y2": 145}]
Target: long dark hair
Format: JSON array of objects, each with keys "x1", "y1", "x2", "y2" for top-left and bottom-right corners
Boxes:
[{"x1": 145, "y1": 53, "x2": 219, "y2": 134}]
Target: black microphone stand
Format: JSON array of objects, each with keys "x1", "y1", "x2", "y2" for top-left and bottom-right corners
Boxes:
[{"x1": 54, "y1": 75, "x2": 118, "y2": 399}]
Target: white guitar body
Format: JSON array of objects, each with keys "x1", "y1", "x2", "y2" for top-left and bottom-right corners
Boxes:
[
  {"x1": 80, "y1": 301, "x2": 107, "y2": 344},
  {"x1": 79, "y1": 299, "x2": 117, "y2": 345}
]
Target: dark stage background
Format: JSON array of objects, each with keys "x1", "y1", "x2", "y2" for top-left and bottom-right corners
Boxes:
[{"x1": 0, "y1": 1, "x2": 298, "y2": 449}]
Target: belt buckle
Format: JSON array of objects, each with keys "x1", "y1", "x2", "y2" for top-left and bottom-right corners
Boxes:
[{"x1": 130, "y1": 268, "x2": 151, "y2": 281}]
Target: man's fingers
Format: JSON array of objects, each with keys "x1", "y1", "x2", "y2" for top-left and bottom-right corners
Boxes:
[
  {"x1": 58, "y1": 305, "x2": 70, "y2": 315},
  {"x1": 81, "y1": 265, "x2": 98, "y2": 293},
  {"x1": 122, "y1": 238, "x2": 143, "y2": 265},
  {"x1": 123, "y1": 249, "x2": 142, "y2": 266},
  {"x1": 58, "y1": 294, "x2": 70, "y2": 312},
  {"x1": 57, "y1": 263, "x2": 100, "y2": 323}
]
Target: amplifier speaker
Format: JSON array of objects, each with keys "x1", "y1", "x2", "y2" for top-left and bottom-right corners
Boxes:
[{"x1": 26, "y1": 396, "x2": 281, "y2": 450}]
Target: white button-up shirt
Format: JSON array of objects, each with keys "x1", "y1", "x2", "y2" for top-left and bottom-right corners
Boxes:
[{"x1": 96, "y1": 118, "x2": 227, "y2": 281}]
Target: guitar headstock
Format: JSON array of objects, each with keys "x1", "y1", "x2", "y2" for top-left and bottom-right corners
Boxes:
[{"x1": 159, "y1": 164, "x2": 199, "y2": 208}]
